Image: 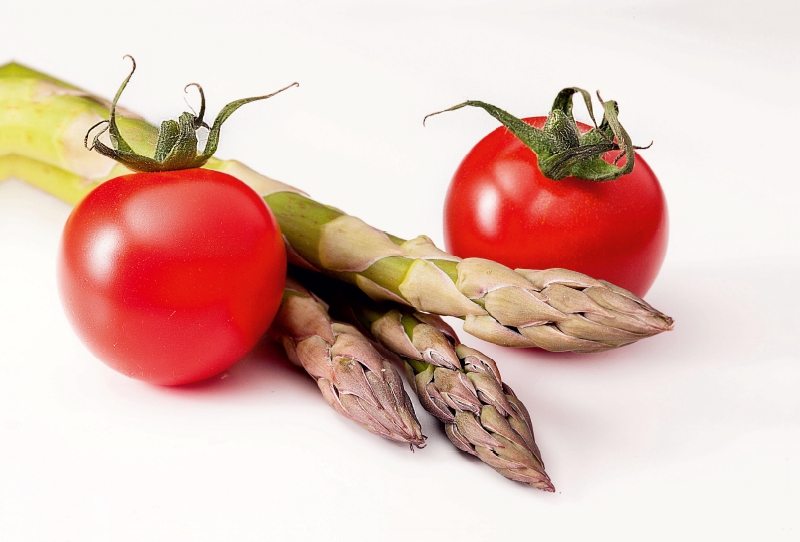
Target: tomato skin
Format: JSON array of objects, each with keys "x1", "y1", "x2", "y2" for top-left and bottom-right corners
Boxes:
[
  {"x1": 444, "y1": 117, "x2": 668, "y2": 297},
  {"x1": 58, "y1": 169, "x2": 286, "y2": 386}
]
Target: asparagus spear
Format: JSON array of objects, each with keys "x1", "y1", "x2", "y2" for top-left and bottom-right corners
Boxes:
[
  {"x1": 0, "y1": 61, "x2": 674, "y2": 352},
  {"x1": 271, "y1": 278, "x2": 426, "y2": 447},
  {"x1": 296, "y1": 270, "x2": 554, "y2": 490}
]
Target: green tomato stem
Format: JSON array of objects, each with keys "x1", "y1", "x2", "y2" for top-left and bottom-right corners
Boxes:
[
  {"x1": 425, "y1": 87, "x2": 645, "y2": 182},
  {"x1": 86, "y1": 55, "x2": 298, "y2": 173}
]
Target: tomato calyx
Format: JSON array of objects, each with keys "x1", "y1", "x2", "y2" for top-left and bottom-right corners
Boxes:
[
  {"x1": 84, "y1": 55, "x2": 298, "y2": 173},
  {"x1": 425, "y1": 87, "x2": 650, "y2": 182}
]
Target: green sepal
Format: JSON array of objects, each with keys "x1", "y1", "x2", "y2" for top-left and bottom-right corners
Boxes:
[
  {"x1": 426, "y1": 86, "x2": 644, "y2": 182},
  {"x1": 425, "y1": 100, "x2": 551, "y2": 156},
  {"x1": 85, "y1": 56, "x2": 298, "y2": 173}
]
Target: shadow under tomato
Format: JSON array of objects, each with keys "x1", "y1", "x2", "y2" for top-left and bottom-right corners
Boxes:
[{"x1": 155, "y1": 335, "x2": 315, "y2": 399}]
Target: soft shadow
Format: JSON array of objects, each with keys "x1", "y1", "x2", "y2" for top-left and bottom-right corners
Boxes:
[
  {"x1": 155, "y1": 336, "x2": 317, "y2": 399},
  {"x1": 451, "y1": 259, "x2": 800, "y2": 496}
]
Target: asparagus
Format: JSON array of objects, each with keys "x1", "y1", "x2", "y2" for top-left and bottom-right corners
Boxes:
[
  {"x1": 297, "y1": 270, "x2": 554, "y2": 490},
  {"x1": 0, "y1": 61, "x2": 674, "y2": 352},
  {"x1": 271, "y1": 278, "x2": 426, "y2": 447}
]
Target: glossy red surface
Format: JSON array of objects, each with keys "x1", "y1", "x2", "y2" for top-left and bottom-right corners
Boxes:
[
  {"x1": 444, "y1": 117, "x2": 668, "y2": 297},
  {"x1": 58, "y1": 169, "x2": 286, "y2": 385}
]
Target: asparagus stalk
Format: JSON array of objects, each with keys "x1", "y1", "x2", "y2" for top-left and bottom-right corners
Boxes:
[
  {"x1": 297, "y1": 270, "x2": 554, "y2": 490},
  {"x1": 271, "y1": 278, "x2": 426, "y2": 447},
  {"x1": 0, "y1": 61, "x2": 674, "y2": 352}
]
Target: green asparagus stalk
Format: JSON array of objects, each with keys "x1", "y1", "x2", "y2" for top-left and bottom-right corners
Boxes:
[
  {"x1": 0, "y1": 61, "x2": 674, "y2": 352},
  {"x1": 293, "y1": 270, "x2": 554, "y2": 490},
  {"x1": 271, "y1": 278, "x2": 426, "y2": 447}
]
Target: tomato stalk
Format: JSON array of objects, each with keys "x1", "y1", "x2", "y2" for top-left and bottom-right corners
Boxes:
[
  {"x1": 425, "y1": 87, "x2": 646, "y2": 182},
  {"x1": 85, "y1": 55, "x2": 298, "y2": 173}
]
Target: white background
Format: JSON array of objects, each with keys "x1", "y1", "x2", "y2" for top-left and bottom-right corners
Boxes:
[{"x1": 2, "y1": 1, "x2": 799, "y2": 540}]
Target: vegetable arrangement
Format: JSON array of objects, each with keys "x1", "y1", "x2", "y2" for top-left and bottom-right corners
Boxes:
[{"x1": 0, "y1": 60, "x2": 673, "y2": 490}]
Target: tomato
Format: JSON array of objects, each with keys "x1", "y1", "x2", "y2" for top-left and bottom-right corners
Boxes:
[
  {"x1": 57, "y1": 169, "x2": 286, "y2": 385},
  {"x1": 443, "y1": 117, "x2": 668, "y2": 297}
]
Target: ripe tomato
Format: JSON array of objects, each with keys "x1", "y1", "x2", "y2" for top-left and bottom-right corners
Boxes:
[
  {"x1": 58, "y1": 169, "x2": 286, "y2": 385},
  {"x1": 444, "y1": 117, "x2": 668, "y2": 297}
]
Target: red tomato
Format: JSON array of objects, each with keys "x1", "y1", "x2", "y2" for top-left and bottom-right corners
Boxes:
[
  {"x1": 444, "y1": 117, "x2": 668, "y2": 297},
  {"x1": 58, "y1": 169, "x2": 286, "y2": 385}
]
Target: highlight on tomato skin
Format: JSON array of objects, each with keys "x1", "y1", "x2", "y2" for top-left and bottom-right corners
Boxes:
[
  {"x1": 444, "y1": 117, "x2": 668, "y2": 298},
  {"x1": 57, "y1": 169, "x2": 287, "y2": 386}
]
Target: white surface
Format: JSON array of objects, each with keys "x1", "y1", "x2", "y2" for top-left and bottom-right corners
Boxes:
[{"x1": 3, "y1": 1, "x2": 799, "y2": 540}]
